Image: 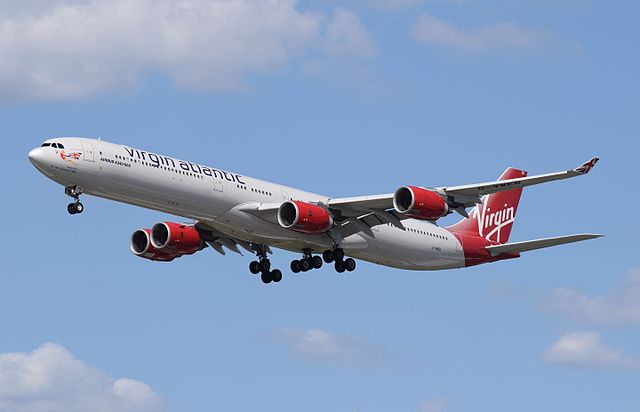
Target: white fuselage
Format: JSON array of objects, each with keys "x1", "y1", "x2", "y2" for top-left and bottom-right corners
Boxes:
[{"x1": 29, "y1": 137, "x2": 465, "y2": 270}]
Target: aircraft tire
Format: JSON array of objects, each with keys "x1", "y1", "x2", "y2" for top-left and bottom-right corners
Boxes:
[
  {"x1": 300, "y1": 259, "x2": 311, "y2": 272},
  {"x1": 322, "y1": 250, "x2": 334, "y2": 263},
  {"x1": 261, "y1": 271, "x2": 272, "y2": 284},
  {"x1": 291, "y1": 260, "x2": 301, "y2": 273},
  {"x1": 345, "y1": 258, "x2": 356, "y2": 272},
  {"x1": 271, "y1": 269, "x2": 283, "y2": 283},
  {"x1": 249, "y1": 261, "x2": 261, "y2": 274}
]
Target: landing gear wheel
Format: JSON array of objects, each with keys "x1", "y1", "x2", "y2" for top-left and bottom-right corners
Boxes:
[
  {"x1": 344, "y1": 258, "x2": 356, "y2": 272},
  {"x1": 259, "y1": 259, "x2": 271, "y2": 272},
  {"x1": 74, "y1": 202, "x2": 84, "y2": 214},
  {"x1": 291, "y1": 260, "x2": 301, "y2": 273},
  {"x1": 335, "y1": 260, "x2": 346, "y2": 273},
  {"x1": 261, "y1": 271, "x2": 272, "y2": 284},
  {"x1": 334, "y1": 248, "x2": 345, "y2": 261},
  {"x1": 271, "y1": 269, "x2": 283, "y2": 283},
  {"x1": 311, "y1": 255, "x2": 323, "y2": 269},
  {"x1": 323, "y1": 250, "x2": 335, "y2": 263},
  {"x1": 300, "y1": 259, "x2": 311, "y2": 272},
  {"x1": 249, "y1": 261, "x2": 261, "y2": 274},
  {"x1": 67, "y1": 203, "x2": 77, "y2": 215}
]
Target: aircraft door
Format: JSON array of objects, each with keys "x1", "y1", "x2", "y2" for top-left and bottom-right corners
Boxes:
[
  {"x1": 81, "y1": 142, "x2": 95, "y2": 162},
  {"x1": 212, "y1": 178, "x2": 224, "y2": 197}
]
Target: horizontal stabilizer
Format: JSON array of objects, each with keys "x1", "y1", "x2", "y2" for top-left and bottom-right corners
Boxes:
[{"x1": 486, "y1": 234, "x2": 603, "y2": 256}]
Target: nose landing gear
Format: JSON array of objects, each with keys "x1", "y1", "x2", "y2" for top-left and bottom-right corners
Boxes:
[{"x1": 65, "y1": 186, "x2": 84, "y2": 215}]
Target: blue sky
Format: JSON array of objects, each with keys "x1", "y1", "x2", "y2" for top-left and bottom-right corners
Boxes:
[{"x1": 1, "y1": 0, "x2": 638, "y2": 411}]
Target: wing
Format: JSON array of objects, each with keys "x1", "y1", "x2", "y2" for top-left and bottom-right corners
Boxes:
[
  {"x1": 326, "y1": 195, "x2": 407, "y2": 238},
  {"x1": 440, "y1": 157, "x2": 599, "y2": 207},
  {"x1": 195, "y1": 221, "x2": 271, "y2": 256},
  {"x1": 485, "y1": 233, "x2": 603, "y2": 256}
]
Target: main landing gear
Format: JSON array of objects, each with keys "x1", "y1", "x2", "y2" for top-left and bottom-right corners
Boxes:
[
  {"x1": 249, "y1": 245, "x2": 282, "y2": 284},
  {"x1": 290, "y1": 249, "x2": 323, "y2": 273},
  {"x1": 65, "y1": 186, "x2": 84, "y2": 215},
  {"x1": 290, "y1": 248, "x2": 356, "y2": 274},
  {"x1": 322, "y1": 248, "x2": 356, "y2": 273}
]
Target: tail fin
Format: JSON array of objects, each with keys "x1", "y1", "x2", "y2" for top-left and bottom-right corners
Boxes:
[{"x1": 448, "y1": 168, "x2": 527, "y2": 244}]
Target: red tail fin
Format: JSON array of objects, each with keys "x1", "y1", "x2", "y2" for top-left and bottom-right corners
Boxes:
[{"x1": 448, "y1": 168, "x2": 527, "y2": 244}]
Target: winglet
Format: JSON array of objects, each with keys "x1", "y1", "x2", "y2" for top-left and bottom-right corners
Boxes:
[{"x1": 573, "y1": 157, "x2": 599, "y2": 174}]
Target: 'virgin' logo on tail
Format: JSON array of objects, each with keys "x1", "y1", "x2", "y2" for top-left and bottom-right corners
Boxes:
[{"x1": 471, "y1": 195, "x2": 516, "y2": 243}]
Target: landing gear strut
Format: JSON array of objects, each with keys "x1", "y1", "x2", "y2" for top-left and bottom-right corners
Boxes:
[
  {"x1": 65, "y1": 186, "x2": 84, "y2": 215},
  {"x1": 290, "y1": 249, "x2": 323, "y2": 273},
  {"x1": 249, "y1": 245, "x2": 282, "y2": 284}
]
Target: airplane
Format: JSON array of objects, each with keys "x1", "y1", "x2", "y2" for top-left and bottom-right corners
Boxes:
[{"x1": 28, "y1": 137, "x2": 602, "y2": 284}]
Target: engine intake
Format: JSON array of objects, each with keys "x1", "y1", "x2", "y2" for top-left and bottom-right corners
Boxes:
[
  {"x1": 393, "y1": 186, "x2": 449, "y2": 220},
  {"x1": 150, "y1": 222, "x2": 204, "y2": 255},
  {"x1": 130, "y1": 229, "x2": 180, "y2": 262},
  {"x1": 278, "y1": 201, "x2": 333, "y2": 234}
]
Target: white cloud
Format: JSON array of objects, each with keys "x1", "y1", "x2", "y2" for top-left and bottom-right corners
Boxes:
[
  {"x1": 350, "y1": 0, "x2": 468, "y2": 11},
  {"x1": 324, "y1": 8, "x2": 377, "y2": 59},
  {"x1": 542, "y1": 269, "x2": 640, "y2": 325},
  {"x1": 0, "y1": 343, "x2": 163, "y2": 412},
  {"x1": 419, "y1": 397, "x2": 447, "y2": 412},
  {"x1": 411, "y1": 13, "x2": 557, "y2": 54},
  {"x1": 271, "y1": 327, "x2": 388, "y2": 366},
  {"x1": 543, "y1": 332, "x2": 640, "y2": 370},
  {"x1": 0, "y1": 0, "x2": 375, "y2": 103},
  {"x1": 365, "y1": 0, "x2": 426, "y2": 11}
]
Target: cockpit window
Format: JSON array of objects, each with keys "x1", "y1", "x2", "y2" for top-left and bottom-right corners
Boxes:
[
  {"x1": 41, "y1": 143, "x2": 51, "y2": 147},
  {"x1": 57, "y1": 143, "x2": 65, "y2": 149}
]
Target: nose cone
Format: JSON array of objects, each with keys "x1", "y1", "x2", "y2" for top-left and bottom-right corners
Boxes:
[{"x1": 28, "y1": 147, "x2": 46, "y2": 168}]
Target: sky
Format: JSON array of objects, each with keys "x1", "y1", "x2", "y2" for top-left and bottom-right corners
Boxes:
[{"x1": 0, "y1": 0, "x2": 638, "y2": 411}]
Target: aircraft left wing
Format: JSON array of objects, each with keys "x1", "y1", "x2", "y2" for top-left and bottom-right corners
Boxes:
[
  {"x1": 328, "y1": 157, "x2": 600, "y2": 236},
  {"x1": 485, "y1": 233, "x2": 603, "y2": 256},
  {"x1": 439, "y1": 157, "x2": 599, "y2": 207}
]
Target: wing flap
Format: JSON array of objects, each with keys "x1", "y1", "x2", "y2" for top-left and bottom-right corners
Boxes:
[
  {"x1": 327, "y1": 194, "x2": 394, "y2": 215},
  {"x1": 486, "y1": 233, "x2": 603, "y2": 256}
]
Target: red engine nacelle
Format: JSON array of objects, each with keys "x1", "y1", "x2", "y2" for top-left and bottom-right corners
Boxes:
[
  {"x1": 393, "y1": 186, "x2": 449, "y2": 220},
  {"x1": 130, "y1": 229, "x2": 181, "y2": 262},
  {"x1": 278, "y1": 201, "x2": 334, "y2": 234},
  {"x1": 150, "y1": 222, "x2": 204, "y2": 255}
]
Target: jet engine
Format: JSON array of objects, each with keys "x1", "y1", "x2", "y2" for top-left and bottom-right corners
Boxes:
[
  {"x1": 278, "y1": 201, "x2": 334, "y2": 234},
  {"x1": 393, "y1": 186, "x2": 450, "y2": 220},
  {"x1": 130, "y1": 229, "x2": 180, "y2": 262},
  {"x1": 150, "y1": 222, "x2": 204, "y2": 255}
]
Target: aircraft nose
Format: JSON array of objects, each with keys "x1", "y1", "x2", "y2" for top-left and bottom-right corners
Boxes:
[{"x1": 28, "y1": 147, "x2": 46, "y2": 167}]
